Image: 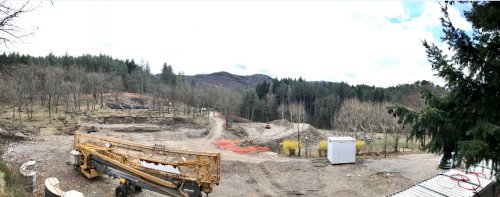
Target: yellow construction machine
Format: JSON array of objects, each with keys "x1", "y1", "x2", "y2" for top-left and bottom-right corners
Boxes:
[{"x1": 69, "y1": 132, "x2": 221, "y2": 197}]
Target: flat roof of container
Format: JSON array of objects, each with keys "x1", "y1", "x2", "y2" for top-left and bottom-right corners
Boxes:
[{"x1": 328, "y1": 136, "x2": 355, "y2": 141}]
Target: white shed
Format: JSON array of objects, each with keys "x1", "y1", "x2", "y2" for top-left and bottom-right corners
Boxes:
[{"x1": 327, "y1": 137, "x2": 356, "y2": 164}]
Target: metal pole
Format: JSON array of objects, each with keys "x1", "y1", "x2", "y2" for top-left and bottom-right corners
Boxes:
[{"x1": 384, "y1": 130, "x2": 388, "y2": 158}]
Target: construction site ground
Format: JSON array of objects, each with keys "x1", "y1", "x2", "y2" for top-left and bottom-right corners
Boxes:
[{"x1": 1, "y1": 110, "x2": 444, "y2": 197}]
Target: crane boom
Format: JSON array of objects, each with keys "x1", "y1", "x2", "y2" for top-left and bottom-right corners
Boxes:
[{"x1": 70, "y1": 132, "x2": 221, "y2": 197}]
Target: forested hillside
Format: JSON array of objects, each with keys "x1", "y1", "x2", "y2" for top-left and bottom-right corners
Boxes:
[
  {"x1": 241, "y1": 78, "x2": 445, "y2": 128},
  {"x1": 184, "y1": 72, "x2": 272, "y2": 89},
  {"x1": 0, "y1": 52, "x2": 445, "y2": 129}
]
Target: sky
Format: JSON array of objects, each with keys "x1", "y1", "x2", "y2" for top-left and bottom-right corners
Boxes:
[{"x1": 8, "y1": 1, "x2": 472, "y2": 87}]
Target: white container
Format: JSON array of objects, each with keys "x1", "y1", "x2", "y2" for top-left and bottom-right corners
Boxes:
[
  {"x1": 69, "y1": 150, "x2": 81, "y2": 166},
  {"x1": 327, "y1": 137, "x2": 355, "y2": 164}
]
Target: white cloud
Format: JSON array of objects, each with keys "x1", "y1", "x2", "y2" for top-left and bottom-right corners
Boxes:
[{"x1": 8, "y1": 1, "x2": 469, "y2": 87}]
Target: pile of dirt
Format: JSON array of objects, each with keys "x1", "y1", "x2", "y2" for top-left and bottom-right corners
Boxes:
[
  {"x1": 105, "y1": 96, "x2": 150, "y2": 110},
  {"x1": 231, "y1": 116, "x2": 252, "y2": 123},
  {"x1": 263, "y1": 125, "x2": 327, "y2": 153},
  {"x1": 225, "y1": 126, "x2": 249, "y2": 139},
  {"x1": 270, "y1": 119, "x2": 293, "y2": 127},
  {"x1": 83, "y1": 124, "x2": 160, "y2": 132},
  {"x1": 97, "y1": 115, "x2": 149, "y2": 124},
  {"x1": 106, "y1": 103, "x2": 149, "y2": 110},
  {"x1": 0, "y1": 120, "x2": 38, "y2": 136},
  {"x1": 279, "y1": 126, "x2": 327, "y2": 147},
  {"x1": 96, "y1": 116, "x2": 198, "y2": 125}
]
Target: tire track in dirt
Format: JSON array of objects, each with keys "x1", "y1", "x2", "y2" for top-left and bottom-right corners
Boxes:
[
  {"x1": 259, "y1": 163, "x2": 284, "y2": 191},
  {"x1": 239, "y1": 162, "x2": 262, "y2": 195}
]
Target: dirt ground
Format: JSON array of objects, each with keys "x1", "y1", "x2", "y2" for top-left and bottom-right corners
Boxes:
[{"x1": 2, "y1": 111, "x2": 444, "y2": 197}]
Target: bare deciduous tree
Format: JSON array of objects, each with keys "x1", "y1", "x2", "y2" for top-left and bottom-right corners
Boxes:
[
  {"x1": 0, "y1": 1, "x2": 34, "y2": 76},
  {"x1": 289, "y1": 101, "x2": 306, "y2": 156}
]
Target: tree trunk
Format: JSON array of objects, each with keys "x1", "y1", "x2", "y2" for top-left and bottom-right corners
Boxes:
[
  {"x1": 55, "y1": 96, "x2": 58, "y2": 113},
  {"x1": 73, "y1": 94, "x2": 78, "y2": 110},
  {"x1": 393, "y1": 126, "x2": 399, "y2": 152},
  {"x1": 77, "y1": 94, "x2": 81, "y2": 111},
  {"x1": 281, "y1": 107, "x2": 284, "y2": 120},
  {"x1": 48, "y1": 94, "x2": 52, "y2": 124},
  {"x1": 158, "y1": 98, "x2": 161, "y2": 117},
  {"x1": 251, "y1": 106, "x2": 254, "y2": 121},
  {"x1": 93, "y1": 94, "x2": 96, "y2": 111},
  {"x1": 18, "y1": 106, "x2": 22, "y2": 123},
  {"x1": 369, "y1": 126, "x2": 374, "y2": 152},
  {"x1": 30, "y1": 100, "x2": 34, "y2": 119},
  {"x1": 25, "y1": 103, "x2": 29, "y2": 120},
  {"x1": 297, "y1": 113, "x2": 301, "y2": 157}
]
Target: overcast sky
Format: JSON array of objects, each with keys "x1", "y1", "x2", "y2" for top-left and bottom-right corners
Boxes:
[{"x1": 10, "y1": 1, "x2": 472, "y2": 87}]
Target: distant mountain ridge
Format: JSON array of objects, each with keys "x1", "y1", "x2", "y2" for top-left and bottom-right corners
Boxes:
[{"x1": 185, "y1": 71, "x2": 272, "y2": 89}]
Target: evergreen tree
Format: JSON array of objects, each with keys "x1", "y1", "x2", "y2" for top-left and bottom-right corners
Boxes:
[
  {"x1": 161, "y1": 63, "x2": 176, "y2": 85},
  {"x1": 126, "y1": 59, "x2": 137, "y2": 73},
  {"x1": 388, "y1": 2, "x2": 500, "y2": 180}
]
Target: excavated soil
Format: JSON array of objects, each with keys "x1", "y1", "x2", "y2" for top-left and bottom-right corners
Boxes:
[
  {"x1": 81, "y1": 115, "x2": 210, "y2": 141},
  {"x1": 233, "y1": 119, "x2": 327, "y2": 152}
]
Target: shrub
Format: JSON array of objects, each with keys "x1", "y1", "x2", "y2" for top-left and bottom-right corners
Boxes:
[
  {"x1": 318, "y1": 140, "x2": 328, "y2": 157},
  {"x1": 318, "y1": 140, "x2": 327, "y2": 150},
  {"x1": 356, "y1": 140, "x2": 365, "y2": 154},
  {"x1": 280, "y1": 139, "x2": 301, "y2": 156}
]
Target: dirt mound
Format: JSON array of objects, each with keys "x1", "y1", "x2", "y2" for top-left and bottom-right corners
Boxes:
[
  {"x1": 224, "y1": 126, "x2": 249, "y2": 139},
  {"x1": 231, "y1": 116, "x2": 252, "y2": 123},
  {"x1": 105, "y1": 93, "x2": 150, "y2": 109},
  {"x1": 268, "y1": 125, "x2": 327, "y2": 152},
  {"x1": 270, "y1": 119, "x2": 293, "y2": 127},
  {"x1": 214, "y1": 139, "x2": 269, "y2": 154},
  {"x1": 0, "y1": 120, "x2": 38, "y2": 136},
  {"x1": 84, "y1": 124, "x2": 161, "y2": 132},
  {"x1": 233, "y1": 121, "x2": 326, "y2": 153},
  {"x1": 295, "y1": 126, "x2": 327, "y2": 144},
  {"x1": 97, "y1": 115, "x2": 149, "y2": 124},
  {"x1": 273, "y1": 124, "x2": 326, "y2": 144},
  {"x1": 95, "y1": 116, "x2": 197, "y2": 125}
]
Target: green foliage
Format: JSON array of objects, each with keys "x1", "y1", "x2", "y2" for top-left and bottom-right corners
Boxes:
[
  {"x1": 161, "y1": 63, "x2": 177, "y2": 85},
  {"x1": 0, "y1": 145, "x2": 27, "y2": 197},
  {"x1": 0, "y1": 53, "x2": 185, "y2": 93},
  {"x1": 356, "y1": 140, "x2": 365, "y2": 154},
  {"x1": 255, "y1": 81, "x2": 270, "y2": 99},
  {"x1": 388, "y1": 2, "x2": 500, "y2": 180},
  {"x1": 244, "y1": 77, "x2": 442, "y2": 129}
]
